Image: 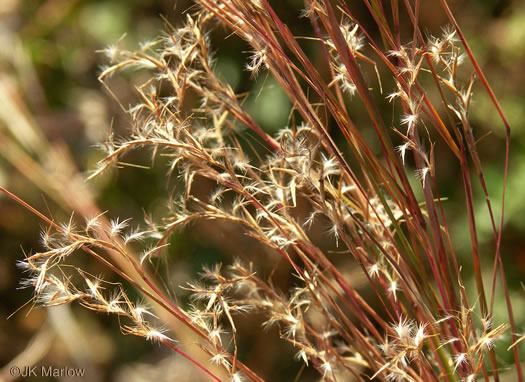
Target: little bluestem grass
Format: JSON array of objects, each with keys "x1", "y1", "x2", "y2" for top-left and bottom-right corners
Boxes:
[{"x1": 3, "y1": 1, "x2": 523, "y2": 381}]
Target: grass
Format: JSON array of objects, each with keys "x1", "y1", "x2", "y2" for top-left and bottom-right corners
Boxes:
[{"x1": 1, "y1": 0, "x2": 523, "y2": 381}]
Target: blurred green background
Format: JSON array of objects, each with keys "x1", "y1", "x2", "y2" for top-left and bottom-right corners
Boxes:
[{"x1": 0, "y1": 0, "x2": 524, "y2": 380}]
